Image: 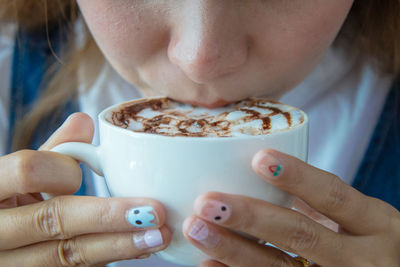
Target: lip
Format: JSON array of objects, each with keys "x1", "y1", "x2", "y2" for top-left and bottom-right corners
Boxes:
[{"x1": 181, "y1": 99, "x2": 236, "y2": 109}]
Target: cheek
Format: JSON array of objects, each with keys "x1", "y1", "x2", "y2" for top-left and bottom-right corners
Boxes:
[
  {"x1": 263, "y1": 0, "x2": 353, "y2": 50},
  {"x1": 253, "y1": 0, "x2": 353, "y2": 89},
  {"x1": 282, "y1": 10, "x2": 348, "y2": 59},
  {"x1": 78, "y1": 0, "x2": 168, "y2": 76}
]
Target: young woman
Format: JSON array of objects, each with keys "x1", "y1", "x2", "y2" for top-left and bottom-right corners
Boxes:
[{"x1": 0, "y1": 1, "x2": 399, "y2": 266}]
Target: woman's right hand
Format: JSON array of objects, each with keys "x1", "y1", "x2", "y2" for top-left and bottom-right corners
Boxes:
[{"x1": 0, "y1": 113, "x2": 171, "y2": 266}]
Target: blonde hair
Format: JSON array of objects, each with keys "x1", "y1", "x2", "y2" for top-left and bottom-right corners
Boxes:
[
  {"x1": 1, "y1": 0, "x2": 103, "y2": 150},
  {"x1": 2, "y1": 0, "x2": 400, "y2": 151}
]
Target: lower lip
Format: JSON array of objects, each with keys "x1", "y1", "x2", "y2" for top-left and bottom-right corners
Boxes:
[{"x1": 183, "y1": 99, "x2": 236, "y2": 109}]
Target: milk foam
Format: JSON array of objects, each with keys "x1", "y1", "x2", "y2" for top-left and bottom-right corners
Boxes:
[{"x1": 110, "y1": 97, "x2": 305, "y2": 137}]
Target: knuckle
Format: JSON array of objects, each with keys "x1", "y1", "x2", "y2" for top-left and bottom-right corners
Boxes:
[
  {"x1": 368, "y1": 196, "x2": 400, "y2": 234},
  {"x1": 97, "y1": 200, "x2": 113, "y2": 227},
  {"x1": 321, "y1": 176, "x2": 349, "y2": 213},
  {"x1": 285, "y1": 215, "x2": 319, "y2": 253},
  {"x1": 14, "y1": 150, "x2": 39, "y2": 193},
  {"x1": 34, "y1": 197, "x2": 66, "y2": 239},
  {"x1": 56, "y1": 238, "x2": 89, "y2": 266}
]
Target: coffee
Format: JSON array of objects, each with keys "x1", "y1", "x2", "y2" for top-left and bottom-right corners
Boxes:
[{"x1": 108, "y1": 97, "x2": 305, "y2": 137}]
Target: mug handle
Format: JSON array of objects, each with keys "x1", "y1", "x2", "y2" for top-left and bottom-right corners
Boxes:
[{"x1": 51, "y1": 142, "x2": 104, "y2": 176}]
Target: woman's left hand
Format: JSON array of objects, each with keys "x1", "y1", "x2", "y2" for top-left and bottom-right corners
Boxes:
[{"x1": 182, "y1": 149, "x2": 400, "y2": 267}]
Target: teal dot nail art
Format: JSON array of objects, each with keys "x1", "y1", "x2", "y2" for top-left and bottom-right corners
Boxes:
[
  {"x1": 269, "y1": 164, "x2": 282, "y2": 176},
  {"x1": 126, "y1": 206, "x2": 156, "y2": 228}
]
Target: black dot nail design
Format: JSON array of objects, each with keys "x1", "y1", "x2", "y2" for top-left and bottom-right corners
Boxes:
[
  {"x1": 202, "y1": 201, "x2": 231, "y2": 224},
  {"x1": 127, "y1": 206, "x2": 156, "y2": 228}
]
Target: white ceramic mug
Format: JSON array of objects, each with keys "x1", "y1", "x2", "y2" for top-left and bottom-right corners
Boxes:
[{"x1": 52, "y1": 97, "x2": 309, "y2": 266}]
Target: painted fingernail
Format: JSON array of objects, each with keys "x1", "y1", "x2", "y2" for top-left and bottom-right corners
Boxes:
[
  {"x1": 187, "y1": 218, "x2": 220, "y2": 248},
  {"x1": 126, "y1": 206, "x2": 158, "y2": 228},
  {"x1": 256, "y1": 152, "x2": 283, "y2": 179},
  {"x1": 196, "y1": 200, "x2": 231, "y2": 223},
  {"x1": 133, "y1": 229, "x2": 164, "y2": 250}
]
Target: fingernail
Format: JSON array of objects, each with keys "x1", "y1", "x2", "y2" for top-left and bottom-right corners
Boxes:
[
  {"x1": 255, "y1": 152, "x2": 283, "y2": 179},
  {"x1": 133, "y1": 229, "x2": 163, "y2": 249},
  {"x1": 187, "y1": 218, "x2": 220, "y2": 248},
  {"x1": 195, "y1": 200, "x2": 231, "y2": 223},
  {"x1": 134, "y1": 253, "x2": 150, "y2": 259},
  {"x1": 126, "y1": 206, "x2": 159, "y2": 228}
]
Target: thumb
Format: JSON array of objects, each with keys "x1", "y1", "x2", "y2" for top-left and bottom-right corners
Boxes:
[{"x1": 39, "y1": 112, "x2": 94, "y2": 151}]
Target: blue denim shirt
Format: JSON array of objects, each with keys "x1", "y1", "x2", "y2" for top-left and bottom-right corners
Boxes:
[
  {"x1": 352, "y1": 80, "x2": 400, "y2": 209},
  {"x1": 8, "y1": 24, "x2": 86, "y2": 194},
  {"x1": 9, "y1": 25, "x2": 400, "y2": 210}
]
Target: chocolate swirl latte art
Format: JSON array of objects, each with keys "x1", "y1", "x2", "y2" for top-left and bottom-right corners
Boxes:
[{"x1": 108, "y1": 97, "x2": 305, "y2": 137}]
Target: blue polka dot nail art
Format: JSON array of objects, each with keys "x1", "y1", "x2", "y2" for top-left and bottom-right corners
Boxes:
[{"x1": 126, "y1": 206, "x2": 157, "y2": 228}]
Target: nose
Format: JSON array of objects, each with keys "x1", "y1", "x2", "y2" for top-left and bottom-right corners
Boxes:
[{"x1": 168, "y1": 1, "x2": 249, "y2": 84}]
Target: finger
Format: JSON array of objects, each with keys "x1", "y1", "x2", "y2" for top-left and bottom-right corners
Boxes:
[
  {"x1": 0, "y1": 226, "x2": 171, "y2": 267},
  {"x1": 0, "y1": 113, "x2": 94, "y2": 201},
  {"x1": 192, "y1": 192, "x2": 352, "y2": 266},
  {"x1": 0, "y1": 193, "x2": 43, "y2": 209},
  {"x1": 252, "y1": 149, "x2": 393, "y2": 234},
  {"x1": 39, "y1": 112, "x2": 94, "y2": 200},
  {"x1": 0, "y1": 196, "x2": 166, "y2": 250},
  {"x1": 199, "y1": 260, "x2": 229, "y2": 267},
  {"x1": 0, "y1": 150, "x2": 82, "y2": 200},
  {"x1": 292, "y1": 198, "x2": 339, "y2": 233},
  {"x1": 39, "y1": 112, "x2": 94, "y2": 151},
  {"x1": 183, "y1": 216, "x2": 302, "y2": 267}
]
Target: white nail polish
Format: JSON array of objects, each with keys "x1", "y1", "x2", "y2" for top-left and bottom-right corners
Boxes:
[{"x1": 133, "y1": 229, "x2": 163, "y2": 250}]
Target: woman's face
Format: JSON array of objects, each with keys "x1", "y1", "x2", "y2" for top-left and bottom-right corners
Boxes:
[{"x1": 77, "y1": 0, "x2": 354, "y2": 108}]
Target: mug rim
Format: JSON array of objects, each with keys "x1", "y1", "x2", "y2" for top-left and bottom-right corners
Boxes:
[{"x1": 98, "y1": 96, "x2": 309, "y2": 141}]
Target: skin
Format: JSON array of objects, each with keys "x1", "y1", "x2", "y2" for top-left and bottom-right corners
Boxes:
[
  {"x1": 77, "y1": 0, "x2": 353, "y2": 107},
  {"x1": 1, "y1": 1, "x2": 399, "y2": 266},
  {"x1": 0, "y1": 114, "x2": 172, "y2": 266},
  {"x1": 78, "y1": 1, "x2": 398, "y2": 265}
]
